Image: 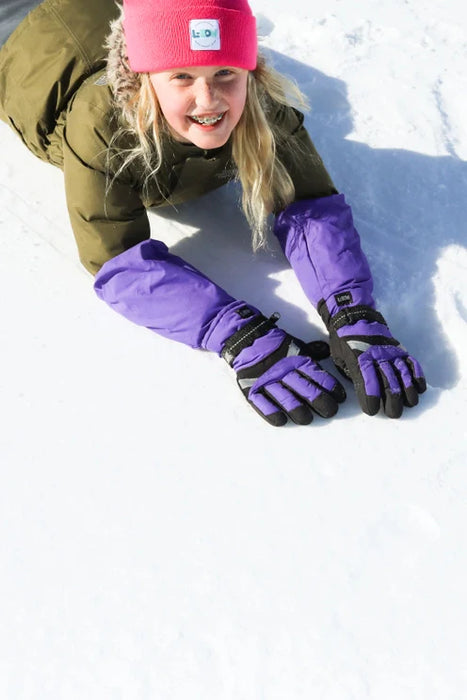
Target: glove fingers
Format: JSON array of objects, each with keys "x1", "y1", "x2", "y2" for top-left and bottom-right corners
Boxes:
[
  {"x1": 394, "y1": 357, "x2": 420, "y2": 407},
  {"x1": 238, "y1": 353, "x2": 346, "y2": 426},
  {"x1": 247, "y1": 381, "x2": 314, "y2": 427},
  {"x1": 329, "y1": 310, "x2": 426, "y2": 418},
  {"x1": 262, "y1": 381, "x2": 314, "y2": 425},
  {"x1": 359, "y1": 356, "x2": 405, "y2": 418},
  {"x1": 296, "y1": 359, "x2": 347, "y2": 402},
  {"x1": 252, "y1": 366, "x2": 343, "y2": 424},
  {"x1": 281, "y1": 366, "x2": 345, "y2": 418},
  {"x1": 247, "y1": 389, "x2": 288, "y2": 427},
  {"x1": 358, "y1": 355, "x2": 424, "y2": 418},
  {"x1": 378, "y1": 362, "x2": 403, "y2": 418},
  {"x1": 356, "y1": 360, "x2": 381, "y2": 416},
  {"x1": 406, "y1": 357, "x2": 427, "y2": 394},
  {"x1": 286, "y1": 370, "x2": 344, "y2": 418},
  {"x1": 324, "y1": 378, "x2": 347, "y2": 405},
  {"x1": 308, "y1": 390, "x2": 342, "y2": 419}
]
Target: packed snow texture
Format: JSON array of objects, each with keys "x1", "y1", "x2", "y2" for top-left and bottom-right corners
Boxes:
[{"x1": 1, "y1": 1, "x2": 466, "y2": 698}]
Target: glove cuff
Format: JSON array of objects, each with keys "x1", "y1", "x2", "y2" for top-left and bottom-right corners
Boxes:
[
  {"x1": 202, "y1": 301, "x2": 261, "y2": 353},
  {"x1": 319, "y1": 301, "x2": 387, "y2": 332},
  {"x1": 221, "y1": 312, "x2": 280, "y2": 366}
]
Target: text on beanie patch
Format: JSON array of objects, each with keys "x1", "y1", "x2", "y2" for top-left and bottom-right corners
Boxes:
[{"x1": 189, "y1": 20, "x2": 221, "y2": 50}]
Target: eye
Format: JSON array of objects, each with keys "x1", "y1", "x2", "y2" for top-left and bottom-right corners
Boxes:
[
  {"x1": 173, "y1": 73, "x2": 192, "y2": 81},
  {"x1": 215, "y1": 69, "x2": 234, "y2": 78}
]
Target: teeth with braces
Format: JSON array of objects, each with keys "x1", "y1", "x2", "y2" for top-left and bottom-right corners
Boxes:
[{"x1": 191, "y1": 114, "x2": 224, "y2": 125}]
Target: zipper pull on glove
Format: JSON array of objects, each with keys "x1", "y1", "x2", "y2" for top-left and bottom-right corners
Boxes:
[
  {"x1": 219, "y1": 307, "x2": 346, "y2": 427},
  {"x1": 319, "y1": 303, "x2": 427, "y2": 418}
]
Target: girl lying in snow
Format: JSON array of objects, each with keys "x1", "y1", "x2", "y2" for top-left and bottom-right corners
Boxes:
[{"x1": 0, "y1": 0, "x2": 426, "y2": 426}]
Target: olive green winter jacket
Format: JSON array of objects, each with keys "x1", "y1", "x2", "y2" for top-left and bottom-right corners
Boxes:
[{"x1": 0, "y1": 0, "x2": 336, "y2": 275}]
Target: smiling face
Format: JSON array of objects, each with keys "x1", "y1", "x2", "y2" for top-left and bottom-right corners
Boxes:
[{"x1": 149, "y1": 66, "x2": 249, "y2": 150}]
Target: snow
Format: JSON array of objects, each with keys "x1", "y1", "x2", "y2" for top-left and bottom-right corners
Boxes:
[{"x1": 1, "y1": 0, "x2": 466, "y2": 697}]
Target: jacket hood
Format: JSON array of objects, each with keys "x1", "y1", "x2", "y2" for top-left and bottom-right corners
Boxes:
[{"x1": 106, "y1": 8, "x2": 142, "y2": 111}]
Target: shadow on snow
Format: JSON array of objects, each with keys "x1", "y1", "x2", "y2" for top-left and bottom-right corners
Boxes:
[{"x1": 152, "y1": 50, "x2": 467, "y2": 403}]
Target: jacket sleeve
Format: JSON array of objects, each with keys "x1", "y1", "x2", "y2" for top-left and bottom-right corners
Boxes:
[
  {"x1": 63, "y1": 98, "x2": 150, "y2": 275},
  {"x1": 273, "y1": 105, "x2": 338, "y2": 205},
  {"x1": 270, "y1": 106, "x2": 375, "y2": 316},
  {"x1": 94, "y1": 239, "x2": 268, "y2": 353},
  {"x1": 274, "y1": 194, "x2": 376, "y2": 318}
]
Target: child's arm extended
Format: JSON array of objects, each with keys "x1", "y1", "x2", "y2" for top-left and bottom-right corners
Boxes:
[
  {"x1": 93, "y1": 238, "x2": 345, "y2": 426},
  {"x1": 264, "y1": 105, "x2": 426, "y2": 418},
  {"x1": 274, "y1": 194, "x2": 426, "y2": 418},
  {"x1": 62, "y1": 104, "x2": 344, "y2": 427}
]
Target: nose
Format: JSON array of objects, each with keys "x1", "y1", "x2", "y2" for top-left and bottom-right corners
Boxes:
[{"x1": 193, "y1": 78, "x2": 219, "y2": 110}]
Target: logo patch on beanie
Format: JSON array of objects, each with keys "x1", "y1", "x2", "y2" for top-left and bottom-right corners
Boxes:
[{"x1": 190, "y1": 20, "x2": 221, "y2": 51}]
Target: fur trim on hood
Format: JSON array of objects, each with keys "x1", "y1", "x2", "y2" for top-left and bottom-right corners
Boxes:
[{"x1": 105, "y1": 6, "x2": 141, "y2": 108}]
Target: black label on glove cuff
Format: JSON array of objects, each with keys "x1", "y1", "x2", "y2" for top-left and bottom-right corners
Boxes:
[
  {"x1": 335, "y1": 291, "x2": 353, "y2": 306},
  {"x1": 235, "y1": 306, "x2": 255, "y2": 319}
]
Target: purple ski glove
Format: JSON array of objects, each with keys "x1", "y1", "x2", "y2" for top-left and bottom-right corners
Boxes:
[
  {"x1": 274, "y1": 194, "x2": 427, "y2": 419},
  {"x1": 204, "y1": 304, "x2": 346, "y2": 427},
  {"x1": 318, "y1": 304, "x2": 426, "y2": 418}
]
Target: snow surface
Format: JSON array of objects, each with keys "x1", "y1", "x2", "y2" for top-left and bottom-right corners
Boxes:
[{"x1": 1, "y1": 0, "x2": 466, "y2": 697}]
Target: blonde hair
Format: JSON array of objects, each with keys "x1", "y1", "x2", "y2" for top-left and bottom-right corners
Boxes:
[
  {"x1": 232, "y1": 56, "x2": 308, "y2": 248},
  {"x1": 106, "y1": 17, "x2": 308, "y2": 249}
]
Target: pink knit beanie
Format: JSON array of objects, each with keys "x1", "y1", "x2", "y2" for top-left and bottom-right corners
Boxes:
[{"x1": 122, "y1": 0, "x2": 257, "y2": 73}]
